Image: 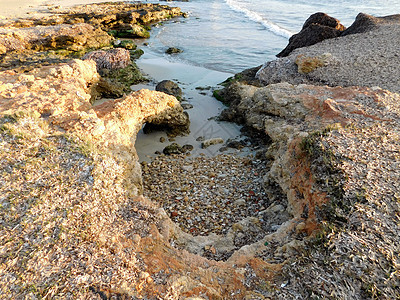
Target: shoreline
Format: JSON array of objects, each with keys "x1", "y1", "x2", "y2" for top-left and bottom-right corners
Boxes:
[
  {"x1": 1, "y1": 2, "x2": 399, "y2": 298},
  {"x1": 132, "y1": 50, "x2": 249, "y2": 161},
  {"x1": 0, "y1": 0, "x2": 132, "y2": 19}
]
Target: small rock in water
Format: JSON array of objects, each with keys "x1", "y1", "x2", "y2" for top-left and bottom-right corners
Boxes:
[
  {"x1": 166, "y1": 47, "x2": 183, "y2": 54},
  {"x1": 226, "y1": 140, "x2": 245, "y2": 149},
  {"x1": 181, "y1": 103, "x2": 193, "y2": 110},
  {"x1": 201, "y1": 138, "x2": 224, "y2": 149},
  {"x1": 159, "y1": 136, "x2": 166, "y2": 143}
]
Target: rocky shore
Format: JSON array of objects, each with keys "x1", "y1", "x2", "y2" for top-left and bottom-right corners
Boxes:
[{"x1": 0, "y1": 3, "x2": 399, "y2": 299}]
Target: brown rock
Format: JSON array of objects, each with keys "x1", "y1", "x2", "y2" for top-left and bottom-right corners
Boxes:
[
  {"x1": 83, "y1": 48, "x2": 131, "y2": 71},
  {"x1": 302, "y1": 12, "x2": 345, "y2": 31},
  {"x1": 277, "y1": 12, "x2": 345, "y2": 57},
  {"x1": 156, "y1": 80, "x2": 183, "y2": 100},
  {"x1": 341, "y1": 12, "x2": 400, "y2": 36},
  {"x1": 0, "y1": 23, "x2": 112, "y2": 53},
  {"x1": 0, "y1": 59, "x2": 190, "y2": 195},
  {"x1": 218, "y1": 81, "x2": 400, "y2": 230}
]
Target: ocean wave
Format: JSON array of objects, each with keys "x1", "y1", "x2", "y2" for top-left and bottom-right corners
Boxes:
[{"x1": 224, "y1": 0, "x2": 294, "y2": 39}]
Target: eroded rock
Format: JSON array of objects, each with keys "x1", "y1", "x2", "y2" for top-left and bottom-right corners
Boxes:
[
  {"x1": 0, "y1": 23, "x2": 112, "y2": 54},
  {"x1": 201, "y1": 137, "x2": 224, "y2": 149},
  {"x1": 277, "y1": 12, "x2": 345, "y2": 57},
  {"x1": 257, "y1": 21, "x2": 400, "y2": 93},
  {"x1": 83, "y1": 48, "x2": 131, "y2": 71},
  {"x1": 0, "y1": 59, "x2": 190, "y2": 195},
  {"x1": 342, "y1": 12, "x2": 400, "y2": 35}
]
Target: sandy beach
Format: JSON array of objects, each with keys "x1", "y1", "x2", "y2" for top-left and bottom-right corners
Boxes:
[
  {"x1": 0, "y1": 0, "x2": 128, "y2": 18},
  {"x1": 0, "y1": 0, "x2": 45, "y2": 18}
]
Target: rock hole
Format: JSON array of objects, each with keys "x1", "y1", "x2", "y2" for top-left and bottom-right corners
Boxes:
[{"x1": 142, "y1": 130, "x2": 291, "y2": 261}]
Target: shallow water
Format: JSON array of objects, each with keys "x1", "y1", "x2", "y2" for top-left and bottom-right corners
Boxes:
[
  {"x1": 133, "y1": 51, "x2": 246, "y2": 161},
  {"x1": 144, "y1": 0, "x2": 400, "y2": 73},
  {"x1": 134, "y1": 0, "x2": 399, "y2": 160}
]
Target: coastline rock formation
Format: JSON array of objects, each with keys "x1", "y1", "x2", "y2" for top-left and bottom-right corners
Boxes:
[
  {"x1": 0, "y1": 2, "x2": 183, "y2": 72},
  {"x1": 276, "y1": 12, "x2": 400, "y2": 57},
  {"x1": 277, "y1": 12, "x2": 345, "y2": 57},
  {"x1": 0, "y1": 23, "x2": 112, "y2": 53},
  {"x1": 257, "y1": 13, "x2": 400, "y2": 93},
  {"x1": 0, "y1": 59, "x2": 190, "y2": 195},
  {"x1": 218, "y1": 13, "x2": 400, "y2": 299},
  {"x1": 1, "y1": 5, "x2": 399, "y2": 299}
]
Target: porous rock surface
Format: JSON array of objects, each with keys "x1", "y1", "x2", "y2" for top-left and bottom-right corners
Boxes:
[
  {"x1": 0, "y1": 23, "x2": 111, "y2": 53},
  {"x1": 83, "y1": 48, "x2": 131, "y2": 71},
  {"x1": 217, "y1": 14, "x2": 400, "y2": 299},
  {"x1": 0, "y1": 59, "x2": 189, "y2": 195},
  {"x1": 0, "y1": 2, "x2": 183, "y2": 72},
  {"x1": 258, "y1": 14, "x2": 400, "y2": 93}
]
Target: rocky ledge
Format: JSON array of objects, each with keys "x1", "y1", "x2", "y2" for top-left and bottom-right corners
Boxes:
[
  {"x1": 0, "y1": 6, "x2": 399, "y2": 300},
  {"x1": 217, "y1": 12, "x2": 400, "y2": 299}
]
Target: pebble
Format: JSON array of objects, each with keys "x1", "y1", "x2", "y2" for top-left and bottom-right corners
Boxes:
[{"x1": 142, "y1": 153, "x2": 269, "y2": 235}]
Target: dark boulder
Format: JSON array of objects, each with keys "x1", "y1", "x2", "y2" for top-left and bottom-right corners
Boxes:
[
  {"x1": 277, "y1": 12, "x2": 345, "y2": 57},
  {"x1": 341, "y1": 13, "x2": 400, "y2": 36},
  {"x1": 162, "y1": 143, "x2": 193, "y2": 155},
  {"x1": 165, "y1": 47, "x2": 183, "y2": 54},
  {"x1": 156, "y1": 80, "x2": 182, "y2": 100},
  {"x1": 301, "y1": 12, "x2": 345, "y2": 31}
]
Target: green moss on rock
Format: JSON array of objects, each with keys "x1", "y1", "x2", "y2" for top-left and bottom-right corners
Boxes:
[{"x1": 98, "y1": 62, "x2": 148, "y2": 97}]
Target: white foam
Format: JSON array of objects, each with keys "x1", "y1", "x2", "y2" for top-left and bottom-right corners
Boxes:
[{"x1": 225, "y1": 0, "x2": 294, "y2": 39}]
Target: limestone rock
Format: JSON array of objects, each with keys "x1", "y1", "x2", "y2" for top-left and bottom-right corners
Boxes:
[
  {"x1": 110, "y1": 24, "x2": 150, "y2": 38},
  {"x1": 11, "y1": 2, "x2": 183, "y2": 29},
  {"x1": 0, "y1": 59, "x2": 98, "y2": 116},
  {"x1": 114, "y1": 39, "x2": 137, "y2": 50},
  {"x1": 83, "y1": 48, "x2": 131, "y2": 71},
  {"x1": 0, "y1": 59, "x2": 190, "y2": 195},
  {"x1": 277, "y1": 12, "x2": 345, "y2": 57},
  {"x1": 0, "y1": 23, "x2": 112, "y2": 53},
  {"x1": 295, "y1": 52, "x2": 333, "y2": 74},
  {"x1": 219, "y1": 80, "x2": 400, "y2": 231},
  {"x1": 256, "y1": 19, "x2": 400, "y2": 93},
  {"x1": 0, "y1": 43, "x2": 6, "y2": 54},
  {"x1": 342, "y1": 12, "x2": 400, "y2": 36}
]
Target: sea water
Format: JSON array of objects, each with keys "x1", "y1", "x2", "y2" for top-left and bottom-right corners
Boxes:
[
  {"x1": 142, "y1": 0, "x2": 400, "y2": 73},
  {"x1": 134, "y1": 0, "x2": 399, "y2": 160}
]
